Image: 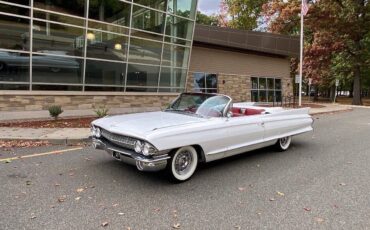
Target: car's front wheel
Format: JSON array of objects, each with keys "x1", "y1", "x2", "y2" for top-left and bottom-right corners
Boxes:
[
  {"x1": 275, "y1": 136, "x2": 292, "y2": 151},
  {"x1": 167, "y1": 146, "x2": 198, "y2": 182}
]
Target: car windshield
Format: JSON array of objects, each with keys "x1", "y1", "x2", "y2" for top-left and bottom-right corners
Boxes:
[{"x1": 166, "y1": 93, "x2": 231, "y2": 117}]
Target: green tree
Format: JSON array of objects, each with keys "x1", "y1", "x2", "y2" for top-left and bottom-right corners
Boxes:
[{"x1": 196, "y1": 11, "x2": 219, "y2": 26}]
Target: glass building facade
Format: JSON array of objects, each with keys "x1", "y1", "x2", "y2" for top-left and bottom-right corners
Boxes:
[{"x1": 0, "y1": 0, "x2": 197, "y2": 92}]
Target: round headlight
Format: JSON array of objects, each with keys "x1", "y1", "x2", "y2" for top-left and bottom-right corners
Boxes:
[
  {"x1": 142, "y1": 142, "x2": 156, "y2": 156},
  {"x1": 95, "y1": 127, "x2": 101, "y2": 138},
  {"x1": 134, "y1": 141, "x2": 143, "y2": 153}
]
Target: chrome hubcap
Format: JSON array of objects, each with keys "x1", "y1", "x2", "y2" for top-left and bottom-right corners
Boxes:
[
  {"x1": 280, "y1": 137, "x2": 289, "y2": 148},
  {"x1": 175, "y1": 151, "x2": 193, "y2": 175}
]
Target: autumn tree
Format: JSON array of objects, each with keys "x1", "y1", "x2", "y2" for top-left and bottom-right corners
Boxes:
[{"x1": 196, "y1": 11, "x2": 219, "y2": 26}]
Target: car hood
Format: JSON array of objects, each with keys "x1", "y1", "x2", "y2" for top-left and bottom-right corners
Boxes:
[{"x1": 92, "y1": 111, "x2": 204, "y2": 139}]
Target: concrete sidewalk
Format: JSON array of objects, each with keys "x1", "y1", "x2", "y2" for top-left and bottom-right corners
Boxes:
[{"x1": 0, "y1": 103, "x2": 358, "y2": 144}]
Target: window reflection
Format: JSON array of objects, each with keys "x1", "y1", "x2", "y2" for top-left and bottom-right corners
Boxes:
[
  {"x1": 160, "y1": 67, "x2": 186, "y2": 88},
  {"x1": 32, "y1": 54, "x2": 83, "y2": 83},
  {"x1": 166, "y1": 15, "x2": 194, "y2": 40},
  {"x1": 0, "y1": 15, "x2": 30, "y2": 51},
  {"x1": 162, "y1": 44, "x2": 189, "y2": 68},
  {"x1": 34, "y1": 0, "x2": 86, "y2": 18},
  {"x1": 133, "y1": 0, "x2": 167, "y2": 11},
  {"x1": 0, "y1": 51, "x2": 29, "y2": 82},
  {"x1": 167, "y1": 0, "x2": 196, "y2": 19},
  {"x1": 193, "y1": 72, "x2": 218, "y2": 93},
  {"x1": 132, "y1": 6, "x2": 165, "y2": 34},
  {"x1": 86, "y1": 30, "x2": 128, "y2": 61},
  {"x1": 33, "y1": 20, "x2": 85, "y2": 57},
  {"x1": 128, "y1": 37, "x2": 162, "y2": 65},
  {"x1": 5, "y1": 0, "x2": 30, "y2": 6},
  {"x1": 0, "y1": 3, "x2": 30, "y2": 15},
  {"x1": 89, "y1": 0, "x2": 131, "y2": 27},
  {"x1": 127, "y1": 64, "x2": 159, "y2": 88},
  {"x1": 85, "y1": 60, "x2": 126, "y2": 85}
]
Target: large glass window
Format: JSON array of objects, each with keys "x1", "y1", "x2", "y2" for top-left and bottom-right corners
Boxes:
[
  {"x1": 85, "y1": 60, "x2": 126, "y2": 85},
  {"x1": 89, "y1": 0, "x2": 131, "y2": 27},
  {"x1": 34, "y1": 0, "x2": 86, "y2": 18},
  {"x1": 132, "y1": 6, "x2": 165, "y2": 34},
  {"x1": 32, "y1": 20, "x2": 85, "y2": 57},
  {"x1": 251, "y1": 77, "x2": 282, "y2": 103},
  {"x1": 126, "y1": 64, "x2": 159, "y2": 90},
  {"x1": 166, "y1": 15, "x2": 194, "y2": 40},
  {"x1": 162, "y1": 44, "x2": 190, "y2": 68},
  {"x1": 0, "y1": 51, "x2": 29, "y2": 82},
  {"x1": 167, "y1": 0, "x2": 197, "y2": 19},
  {"x1": 128, "y1": 37, "x2": 162, "y2": 65},
  {"x1": 0, "y1": 14, "x2": 30, "y2": 51},
  {"x1": 86, "y1": 30, "x2": 128, "y2": 61},
  {"x1": 0, "y1": 0, "x2": 197, "y2": 92},
  {"x1": 32, "y1": 54, "x2": 83, "y2": 84},
  {"x1": 194, "y1": 72, "x2": 218, "y2": 93}
]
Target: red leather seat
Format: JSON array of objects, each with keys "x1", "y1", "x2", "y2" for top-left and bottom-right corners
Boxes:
[{"x1": 244, "y1": 109, "x2": 265, "y2": 116}]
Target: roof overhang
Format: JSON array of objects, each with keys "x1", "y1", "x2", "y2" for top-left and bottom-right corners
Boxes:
[{"x1": 193, "y1": 24, "x2": 300, "y2": 58}]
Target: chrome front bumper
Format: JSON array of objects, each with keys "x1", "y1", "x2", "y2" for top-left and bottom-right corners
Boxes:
[{"x1": 92, "y1": 138, "x2": 170, "y2": 172}]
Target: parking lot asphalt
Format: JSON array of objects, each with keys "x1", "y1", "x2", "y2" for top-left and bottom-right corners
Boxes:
[{"x1": 0, "y1": 108, "x2": 370, "y2": 230}]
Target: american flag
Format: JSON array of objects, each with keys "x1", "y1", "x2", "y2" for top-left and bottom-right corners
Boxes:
[{"x1": 302, "y1": 0, "x2": 309, "y2": 16}]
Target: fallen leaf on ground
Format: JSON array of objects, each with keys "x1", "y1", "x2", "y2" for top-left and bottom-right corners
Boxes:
[
  {"x1": 173, "y1": 223, "x2": 181, "y2": 229},
  {"x1": 269, "y1": 198, "x2": 276, "y2": 201},
  {"x1": 238, "y1": 187, "x2": 246, "y2": 191},
  {"x1": 234, "y1": 225, "x2": 241, "y2": 229},
  {"x1": 26, "y1": 181, "x2": 32, "y2": 186},
  {"x1": 30, "y1": 215, "x2": 36, "y2": 219},
  {"x1": 58, "y1": 195, "x2": 67, "y2": 203},
  {"x1": 75, "y1": 197, "x2": 81, "y2": 201},
  {"x1": 76, "y1": 188, "x2": 84, "y2": 193},
  {"x1": 304, "y1": 207, "x2": 311, "y2": 212},
  {"x1": 101, "y1": 222, "x2": 109, "y2": 227},
  {"x1": 54, "y1": 183, "x2": 61, "y2": 187},
  {"x1": 154, "y1": 208, "x2": 161, "y2": 212},
  {"x1": 276, "y1": 191, "x2": 285, "y2": 196},
  {"x1": 118, "y1": 212, "x2": 124, "y2": 216},
  {"x1": 315, "y1": 217, "x2": 324, "y2": 223},
  {"x1": 339, "y1": 183, "x2": 346, "y2": 186},
  {"x1": 112, "y1": 203, "x2": 118, "y2": 207}
]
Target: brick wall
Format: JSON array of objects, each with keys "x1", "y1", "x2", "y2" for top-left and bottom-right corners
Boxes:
[{"x1": 0, "y1": 94, "x2": 178, "y2": 112}]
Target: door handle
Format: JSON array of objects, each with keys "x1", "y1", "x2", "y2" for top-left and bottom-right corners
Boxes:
[{"x1": 260, "y1": 122, "x2": 265, "y2": 127}]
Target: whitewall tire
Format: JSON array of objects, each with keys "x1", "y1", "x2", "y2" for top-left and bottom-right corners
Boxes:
[
  {"x1": 167, "y1": 146, "x2": 198, "y2": 182},
  {"x1": 276, "y1": 136, "x2": 292, "y2": 151}
]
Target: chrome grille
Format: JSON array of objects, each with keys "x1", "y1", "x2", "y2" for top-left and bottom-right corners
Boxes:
[{"x1": 101, "y1": 129, "x2": 136, "y2": 150}]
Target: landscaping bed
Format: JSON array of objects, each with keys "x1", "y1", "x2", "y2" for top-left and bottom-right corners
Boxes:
[{"x1": 0, "y1": 117, "x2": 97, "y2": 129}]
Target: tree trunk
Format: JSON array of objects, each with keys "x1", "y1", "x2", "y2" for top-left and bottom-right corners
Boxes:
[
  {"x1": 352, "y1": 65, "x2": 362, "y2": 105},
  {"x1": 330, "y1": 85, "x2": 336, "y2": 102}
]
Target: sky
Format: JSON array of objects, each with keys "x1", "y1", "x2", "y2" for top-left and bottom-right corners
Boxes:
[{"x1": 197, "y1": 0, "x2": 221, "y2": 15}]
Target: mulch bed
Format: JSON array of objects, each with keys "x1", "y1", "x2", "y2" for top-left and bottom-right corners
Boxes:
[
  {"x1": 0, "y1": 117, "x2": 97, "y2": 129},
  {"x1": 0, "y1": 140, "x2": 51, "y2": 150}
]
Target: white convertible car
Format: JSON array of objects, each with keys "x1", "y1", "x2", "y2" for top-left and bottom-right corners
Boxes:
[{"x1": 91, "y1": 93, "x2": 314, "y2": 182}]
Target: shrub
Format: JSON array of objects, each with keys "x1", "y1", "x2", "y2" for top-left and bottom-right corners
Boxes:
[
  {"x1": 94, "y1": 106, "x2": 109, "y2": 118},
  {"x1": 48, "y1": 105, "x2": 63, "y2": 120}
]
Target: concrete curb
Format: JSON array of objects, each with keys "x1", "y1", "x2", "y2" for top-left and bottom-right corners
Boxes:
[{"x1": 0, "y1": 137, "x2": 91, "y2": 146}]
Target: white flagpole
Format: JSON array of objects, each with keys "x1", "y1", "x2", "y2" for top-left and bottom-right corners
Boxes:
[{"x1": 299, "y1": 0, "x2": 304, "y2": 107}]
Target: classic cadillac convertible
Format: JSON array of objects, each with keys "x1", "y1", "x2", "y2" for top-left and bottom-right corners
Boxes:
[{"x1": 91, "y1": 93, "x2": 314, "y2": 182}]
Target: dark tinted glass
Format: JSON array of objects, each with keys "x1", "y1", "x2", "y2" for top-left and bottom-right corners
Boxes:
[
  {"x1": 0, "y1": 15, "x2": 30, "y2": 51},
  {"x1": 206, "y1": 74, "x2": 217, "y2": 89},
  {"x1": 86, "y1": 31, "x2": 128, "y2": 61},
  {"x1": 85, "y1": 60, "x2": 126, "y2": 85},
  {"x1": 34, "y1": 10, "x2": 85, "y2": 27},
  {"x1": 259, "y1": 90, "x2": 267, "y2": 102},
  {"x1": 32, "y1": 85, "x2": 82, "y2": 91},
  {"x1": 0, "y1": 3, "x2": 30, "y2": 15},
  {"x1": 89, "y1": 0, "x2": 131, "y2": 27},
  {"x1": 32, "y1": 54, "x2": 83, "y2": 83},
  {"x1": 85, "y1": 86, "x2": 123, "y2": 92},
  {"x1": 132, "y1": 6, "x2": 165, "y2": 34},
  {"x1": 34, "y1": 0, "x2": 86, "y2": 17},
  {"x1": 33, "y1": 20, "x2": 85, "y2": 57},
  {"x1": 194, "y1": 72, "x2": 205, "y2": 91},
  {"x1": 267, "y1": 78, "x2": 274, "y2": 89},
  {"x1": 0, "y1": 51, "x2": 29, "y2": 82},
  {"x1": 251, "y1": 77, "x2": 258, "y2": 89},
  {"x1": 259, "y1": 78, "x2": 266, "y2": 89},
  {"x1": 0, "y1": 84, "x2": 29, "y2": 90},
  {"x1": 275, "y1": 79, "x2": 282, "y2": 90},
  {"x1": 4, "y1": 0, "x2": 29, "y2": 6},
  {"x1": 275, "y1": 91, "x2": 282, "y2": 102},
  {"x1": 251, "y1": 90, "x2": 258, "y2": 102},
  {"x1": 126, "y1": 64, "x2": 159, "y2": 87}
]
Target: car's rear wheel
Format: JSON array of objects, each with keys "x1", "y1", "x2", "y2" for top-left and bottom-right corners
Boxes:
[
  {"x1": 275, "y1": 136, "x2": 292, "y2": 151},
  {"x1": 167, "y1": 146, "x2": 198, "y2": 182}
]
